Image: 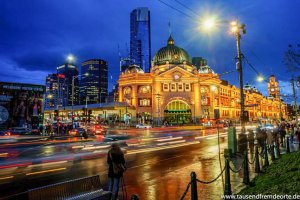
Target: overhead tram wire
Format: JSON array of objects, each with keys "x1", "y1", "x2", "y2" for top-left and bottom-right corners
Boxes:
[
  {"x1": 172, "y1": 0, "x2": 201, "y2": 17},
  {"x1": 243, "y1": 54, "x2": 293, "y2": 88},
  {"x1": 243, "y1": 55, "x2": 261, "y2": 77},
  {"x1": 157, "y1": 0, "x2": 197, "y2": 21}
]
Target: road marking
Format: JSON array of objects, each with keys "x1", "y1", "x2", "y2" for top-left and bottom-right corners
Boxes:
[
  {"x1": 30, "y1": 161, "x2": 68, "y2": 168},
  {"x1": 26, "y1": 167, "x2": 66, "y2": 176},
  {"x1": 157, "y1": 139, "x2": 186, "y2": 146},
  {"x1": 82, "y1": 145, "x2": 110, "y2": 150},
  {"x1": 156, "y1": 136, "x2": 182, "y2": 142},
  {"x1": 126, "y1": 141, "x2": 200, "y2": 155},
  {"x1": 194, "y1": 133, "x2": 227, "y2": 140},
  {"x1": 0, "y1": 176, "x2": 14, "y2": 180}
]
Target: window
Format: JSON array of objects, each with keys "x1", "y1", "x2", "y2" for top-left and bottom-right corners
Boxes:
[
  {"x1": 139, "y1": 86, "x2": 151, "y2": 93},
  {"x1": 163, "y1": 83, "x2": 169, "y2": 91},
  {"x1": 139, "y1": 99, "x2": 151, "y2": 106},
  {"x1": 171, "y1": 83, "x2": 176, "y2": 91},
  {"x1": 178, "y1": 83, "x2": 183, "y2": 91},
  {"x1": 124, "y1": 87, "x2": 131, "y2": 95},
  {"x1": 185, "y1": 83, "x2": 190, "y2": 91}
]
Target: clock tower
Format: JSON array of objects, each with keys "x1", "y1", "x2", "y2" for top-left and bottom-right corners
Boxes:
[{"x1": 268, "y1": 75, "x2": 279, "y2": 99}]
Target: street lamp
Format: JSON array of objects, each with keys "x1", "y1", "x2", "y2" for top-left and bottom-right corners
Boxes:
[
  {"x1": 202, "y1": 18, "x2": 246, "y2": 133},
  {"x1": 256, "y1": 75, "x2": 264, "y2": 82},
  {"x1": 71, "y1": 72, "x2": 89, "y2": 128},
  {"x1": 67, "y1": 54, "x2": 75, "y2": 63}
]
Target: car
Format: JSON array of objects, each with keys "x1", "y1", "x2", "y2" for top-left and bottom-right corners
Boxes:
[
  {"x1": 0, "y1": 130, "x2": 13, "y2": 136},
  {"x1": 88, "y1": 124, "x2": 106, "y2": 135},
  {"x1": 136, "y1": 124, "x2": 152, "y2": 129},
  {"x1": 9, "y1": 127, "x2": 32, "y2": 135},
  {"x1": 69, "y1": 128, "x2": 86, "y2": 137}
]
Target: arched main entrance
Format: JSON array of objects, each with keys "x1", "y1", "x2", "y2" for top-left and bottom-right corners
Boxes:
[{"x1": 164, "y1": 100, "x2": 192, "y2": 125}]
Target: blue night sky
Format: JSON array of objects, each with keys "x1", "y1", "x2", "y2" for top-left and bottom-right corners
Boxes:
[{"x1": 0, "y1": 0, "x2": 300, "y2": 102}]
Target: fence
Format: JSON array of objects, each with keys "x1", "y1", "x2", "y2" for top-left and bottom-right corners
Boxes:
[{"x1": 178, "y1": 135, "x2": 292, "y2": 200}]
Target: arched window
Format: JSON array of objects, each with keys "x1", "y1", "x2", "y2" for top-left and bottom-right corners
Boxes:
[
  {"x1": 123, "y1": 87, "x2": 131, "y2": 95},
  {"x1": 165, "y1": 100, "x2": 191, "y2": 111}
]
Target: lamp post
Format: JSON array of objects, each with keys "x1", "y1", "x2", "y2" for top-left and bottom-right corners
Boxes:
[
  {"x1": 202, "y1": 19, "x2": 246, "y2": 133},
  {"x1": 231, "y1": 20, "x2": 247, "y2": 134},
  {"x1": 191, "y1": 101, "x2": 195, "y2": 124}
]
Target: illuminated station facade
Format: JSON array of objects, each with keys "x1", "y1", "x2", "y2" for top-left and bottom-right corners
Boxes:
[{"x1": 118, "y1": 35, "x2": 286, "y2": 124}]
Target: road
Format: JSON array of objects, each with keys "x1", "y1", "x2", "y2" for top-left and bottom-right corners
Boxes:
[{"x1": 0, "y1": 127, "x2": 252, "y2": 200}]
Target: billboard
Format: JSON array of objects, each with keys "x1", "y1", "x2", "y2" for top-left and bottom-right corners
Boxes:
[{"x1": 0, "y1": 82, "x2": 45, "y2": 130}]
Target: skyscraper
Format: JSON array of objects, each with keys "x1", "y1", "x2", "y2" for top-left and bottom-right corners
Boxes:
[
  {"x1": 57, "y1": 63, "x2": 79, "y2": 105},
  {"x1": 130, "y1": 7, "x2": 151, "y2": 72},
  {"x1": 45, "y1": 74, "x2": 68, "y2": 108},
  {"x1": 80, "y1": 59, "x2": 108, "y2": 104}
]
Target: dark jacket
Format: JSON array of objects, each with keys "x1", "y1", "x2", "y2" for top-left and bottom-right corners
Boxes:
[{"x1": 107, "y1": 148, "x2": 125, "y2": 178}]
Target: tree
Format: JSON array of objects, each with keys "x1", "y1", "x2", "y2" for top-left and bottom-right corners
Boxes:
[{"x1": 284, "y1": 44, "x2": 300, "y2": 72}]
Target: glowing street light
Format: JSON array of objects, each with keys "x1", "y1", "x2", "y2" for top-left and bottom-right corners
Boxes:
[
  {"x1": 200, "y1": 16, "x2": 219, "y2": 33},
  {"x1": 257, "y1": 75, "x2": 264, "y2": 82},
  {"x1": 201, "y1": 17, "x2": 247, "y2": 133},
  {"x1": 203, "y1": 18, "x2": 215, "y2": 30},
  {"x1": 67, "y1": 54, "x2": 75, "y2": 63}
]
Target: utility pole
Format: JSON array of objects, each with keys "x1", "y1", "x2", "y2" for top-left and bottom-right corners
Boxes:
[
  {"x1": 231, "y1": 20, "x2": 246, "y2": 134},
  {"x1": 291, "y1": 77, "x2": 298, "y2": 123}
]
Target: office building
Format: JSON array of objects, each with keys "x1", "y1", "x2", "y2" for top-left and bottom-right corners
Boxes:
[
  {"x1": 80, "y1": 59, "x2": 108, "y2": 104},
  {"x1": 45, "y1": 74, "x2": 68, "y2": 108},
  {"x1": 57, "y1": 63, "x2": 79, "y2": 105}
]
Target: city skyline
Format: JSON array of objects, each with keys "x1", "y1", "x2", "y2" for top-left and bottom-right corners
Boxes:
[{"x1": 0, "y1": 0, "x2": 300, "y2": 100}]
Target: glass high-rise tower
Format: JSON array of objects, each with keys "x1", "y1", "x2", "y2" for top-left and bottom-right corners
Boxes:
[
  {"x1": 130, "y1": 7, "x2": 151, "y2": 72},
  {"x1": 56, "y1": 63, "x2": 79, "y2": 105},
  {"x1": 80, "y1": 59, "x2": 108, "y2": 104}
]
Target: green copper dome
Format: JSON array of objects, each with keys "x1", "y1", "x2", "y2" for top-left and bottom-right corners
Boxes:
[
  {"x1": 125, "y1": 64, "x2": 144, "y2": 74},
  {"x1": 153, "y1": 35, "x2": 192, "y2": 66}
]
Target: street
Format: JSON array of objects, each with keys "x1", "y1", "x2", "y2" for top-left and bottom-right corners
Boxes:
[{"x1": 0, "y1": 127, "x2": 253, "y2": 200}]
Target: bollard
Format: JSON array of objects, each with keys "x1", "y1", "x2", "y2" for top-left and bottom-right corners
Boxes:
[
  {"x1": 286, "y1": 136, "x2": 290, "y2": 153},
  {"x1": 271, "y1": 144, "x2": 275, "y2": 161},
  {"x1": 224, "y1": 159, "x2": 232, "y2": 195},
  {"x1": 243, "y1": 152, "x2": 250, "y2": 185},
  {"x1": 190, "y1": 172, "x2": 198, "y2": 200},
  {"x1": 254, "y1": 145, "x2": 260, "y2": 173},
  {"x1": 131, "y1": 194, "x2": 139, "y2": 200},
  {"x1": 264, "y1": 141, "x2": 269, "y2": 168}
]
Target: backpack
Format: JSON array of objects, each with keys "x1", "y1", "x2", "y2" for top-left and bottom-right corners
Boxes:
[{"x1": 110, "y1": 153, "x2": 126, "y2": 174}]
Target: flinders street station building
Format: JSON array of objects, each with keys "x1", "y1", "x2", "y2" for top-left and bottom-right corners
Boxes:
[{"x1": 118, "y1": 35, "x2": 286, "y2": 125}]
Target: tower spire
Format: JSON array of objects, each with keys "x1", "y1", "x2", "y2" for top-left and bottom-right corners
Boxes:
[
  {"x1": 167, "y1": 21, "x2": 174, "y2": 45},
  {"x1": 168, "y1": 21, "x2": 172, "y2": 36}
]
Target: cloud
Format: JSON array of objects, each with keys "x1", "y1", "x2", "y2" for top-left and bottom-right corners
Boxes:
[{"x1": 0, "y1": 58, "x2": 48, "y2": 85}]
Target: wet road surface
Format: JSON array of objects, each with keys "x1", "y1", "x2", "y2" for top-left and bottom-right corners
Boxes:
[{"x1": 0, "y1": 128, "x2": 255, "y2": 200}]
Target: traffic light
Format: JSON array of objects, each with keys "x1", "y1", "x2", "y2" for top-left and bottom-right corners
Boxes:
[{"x1": 88, "y1": 110, "x2": 92, "y2": 123}]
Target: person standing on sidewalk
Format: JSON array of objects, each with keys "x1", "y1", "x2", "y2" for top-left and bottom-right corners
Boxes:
[{"x1": 107, "y1": 143, "x2": 126, "y2": 200}]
